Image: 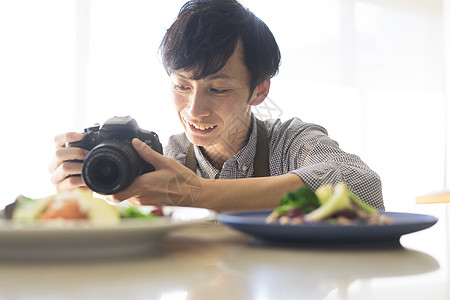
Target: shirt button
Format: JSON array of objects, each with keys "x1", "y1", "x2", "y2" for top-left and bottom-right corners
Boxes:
[{"x1": 242, "y1": 165, "x2": 248, "y2": 172}]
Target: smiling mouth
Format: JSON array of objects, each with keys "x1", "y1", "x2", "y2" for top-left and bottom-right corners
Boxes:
[{"x1": 186, "y1": 120, "x2": 217, "y2": 131}]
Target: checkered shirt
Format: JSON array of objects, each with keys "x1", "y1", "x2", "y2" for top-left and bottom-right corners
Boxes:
[{"x1": 164, "y1": 115, "x2": 384, "y2": 210}]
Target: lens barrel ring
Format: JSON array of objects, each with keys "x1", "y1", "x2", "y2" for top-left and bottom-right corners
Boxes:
[{"x1": 82, "y1": 140, "x2": 141, "y2": 194}]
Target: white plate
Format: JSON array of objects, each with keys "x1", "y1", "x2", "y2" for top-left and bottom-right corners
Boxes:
[{"x1": 0, "y1": 206, "x2": 215, "y2": 260}]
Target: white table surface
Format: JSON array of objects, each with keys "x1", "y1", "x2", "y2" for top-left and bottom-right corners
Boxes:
[{"x1": 0, "y1": 205, "x2": 448, "y2": 300}]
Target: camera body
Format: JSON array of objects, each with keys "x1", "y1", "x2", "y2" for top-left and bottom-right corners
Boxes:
[{"x1": 69, "y1": 116, "x2": 163, "y2": 195}]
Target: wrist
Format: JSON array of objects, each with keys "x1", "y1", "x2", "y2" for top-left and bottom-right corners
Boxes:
[{"x1": 197, "y1": 178, "x2": 216, "y2": 210}]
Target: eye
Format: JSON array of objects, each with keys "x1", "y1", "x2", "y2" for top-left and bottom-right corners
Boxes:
[
  {"x1": 174, "y1": 84, "x2": 190, "y2": 92},
  {"x1": 210, "y1": 88, "x2": 228, "y2": 94}
]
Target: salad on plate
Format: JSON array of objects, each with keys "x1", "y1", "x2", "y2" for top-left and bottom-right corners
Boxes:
[
  {"x1": 5, "y1": 189, "x2": 164, "y2": 225},
  {"x1": 266, "y1": 183, "x2": 393, "y2": 226}
]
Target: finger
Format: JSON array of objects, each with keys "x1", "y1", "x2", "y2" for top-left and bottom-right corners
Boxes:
[
  {"x1": 115, "y1": 196, "x2": 142, "y2": 205},
  {"x1": 111, "y1": 193, "x2": 162, "y2": 207},
  {"x1": 110, "y1": 168, "x2": 166, "y2": 202},
  {"x1": 54, "y1": 175, "x2": 86, "y2": 192},
  {"x1": 48, "y1": 147, "x2": 88, "y2": 174},
  {"x1": 132, "y1": 138, "x2": 165, "y2": 169},
  {"x1": 53, "y1": 132, "x2": 84, "y2": 148},
  {"x1": 51, "y1": 161, "x2": 84, "y2": 184},
  {"x1": 104, "y1": 195, "x2": 134, "y2": 205},
  {"x1": 109, "y1": 177, "x2": 143, "y2": 202},
  {"x1": 58, "y1": 147, "x2": 89, "y2": 162},
  {"x1": 125, "y1": 198, "x2": 142, "y2": 206}
]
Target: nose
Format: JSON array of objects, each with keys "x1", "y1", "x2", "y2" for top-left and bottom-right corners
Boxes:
[{"x1": 187, "y1": 88, "x2": 211, "y2": 118}]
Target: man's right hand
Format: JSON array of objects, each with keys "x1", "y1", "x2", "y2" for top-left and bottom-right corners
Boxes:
[{"x1": 48, "y1": 132, "x2": 90, "y2": 192}]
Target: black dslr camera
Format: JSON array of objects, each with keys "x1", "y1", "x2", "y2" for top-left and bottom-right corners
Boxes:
[{"x1": 68, "y1": 116, "x2": 163, "y2": 195}]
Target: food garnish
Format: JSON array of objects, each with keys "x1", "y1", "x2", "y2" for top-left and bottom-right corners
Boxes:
[
  {"x1": 119, "y1": 205, "x2": 164, "y2": 219},
  {"x1": 266, "y1": 183, "x2": 393, "y2": 225},
  {"x1": 10, "y1": 189, "x2": 163, "y2": 224}
]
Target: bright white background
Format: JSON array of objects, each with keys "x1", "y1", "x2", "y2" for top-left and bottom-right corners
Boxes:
[{"x1": 0, "y1": 0, "x2": 448, "y2": 213}]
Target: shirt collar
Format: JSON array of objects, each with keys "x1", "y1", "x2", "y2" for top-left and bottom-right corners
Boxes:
[{"x1": 193, "y1": 114, "x2": 258, "y2": 178}]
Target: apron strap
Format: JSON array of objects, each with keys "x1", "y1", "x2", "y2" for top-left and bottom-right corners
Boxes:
[
  {"x1": 184, "y1": 119, "x2": 270, "y2": 177},
  {"x1": 253, "y1": 119, "x2": 270, "y2": 177},
  {"x1": 185, "y1": 142, "x2": 197, "y2": 173}
]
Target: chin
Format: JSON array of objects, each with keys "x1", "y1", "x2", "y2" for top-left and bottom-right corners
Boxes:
[{"x1": 186, "y1": 134, "x2": 214, "y2": 147}]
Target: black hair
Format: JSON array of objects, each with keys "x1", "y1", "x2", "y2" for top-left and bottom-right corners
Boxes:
[{"x1": 159, "y1": 0, "x2": 281, "y2": 92}]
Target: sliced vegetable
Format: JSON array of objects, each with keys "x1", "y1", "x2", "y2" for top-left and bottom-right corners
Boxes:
[
  {"x1": 304, "y1": 183, "x2": 351, "y2": 222},
  {"x1": 12, "y1": 195, "x2": 52, "y2": 222},
  {"x1": 348, "y1": 192, "x2": 377, "y2": 216},
  {"x1": 315, "y1": 184, "x2": 333, "y2": 205}
]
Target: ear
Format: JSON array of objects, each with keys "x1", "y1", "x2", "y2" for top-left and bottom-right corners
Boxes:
[{"x1": 248, "y1": 79, "x2": 271, "y2": 106}]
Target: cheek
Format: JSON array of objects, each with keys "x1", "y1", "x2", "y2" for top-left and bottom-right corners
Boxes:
[
  {"x1": 173, "y1": 95, "x2": 187, "y2": 126},
  {"x1": 172, "y1": 92, "x2": 187, "y2": 112},
  {"x1": 217, "y1": 100, "x2": 246, "y2": 123}
]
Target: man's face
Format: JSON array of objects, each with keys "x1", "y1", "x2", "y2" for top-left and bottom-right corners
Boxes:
[{"x1": 171, "y1": 42, "x2": 255, "y2": 154}]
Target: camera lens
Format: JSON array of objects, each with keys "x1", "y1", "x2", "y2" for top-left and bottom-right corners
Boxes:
[
  {"x1": 92, "y1": 158, "x2": 120, "y2": 186},
  {"x1": 82, "y1": 140, "x2": 141, "y2": 194}
]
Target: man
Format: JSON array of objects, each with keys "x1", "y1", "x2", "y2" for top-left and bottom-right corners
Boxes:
[{"x1": 49, "y1": 0, "x2": 384, "y2": 211}]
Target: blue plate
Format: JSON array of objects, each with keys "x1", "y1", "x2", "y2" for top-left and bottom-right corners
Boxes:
[{"x1": 217, "y1": 210, "x2": 438, "y2": 244}]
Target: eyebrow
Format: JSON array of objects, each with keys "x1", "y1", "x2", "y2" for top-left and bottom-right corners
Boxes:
[
  {"x1": 174, "y1": 72, "x2": 233, "y2": 81},
  {"x1": 205, "y1": 74, "x2": 233, "y2": 80}
]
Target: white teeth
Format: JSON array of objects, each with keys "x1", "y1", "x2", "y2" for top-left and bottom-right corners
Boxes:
[{"x1": 189, "y1": 121, "x2": 215, "y2": 130}]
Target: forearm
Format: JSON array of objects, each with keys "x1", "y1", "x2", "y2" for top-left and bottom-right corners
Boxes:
[
  {"x1": 292, "y1": 162, "x2": 384, "y2": 210},
  {"x1": 199, "y1": 173, "x2": 304, "y2": 212}
]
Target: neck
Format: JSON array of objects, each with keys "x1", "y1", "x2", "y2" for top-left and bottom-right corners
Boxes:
[
  {"x1": 201, "y1": 117, "x2": 253, "y2": 170},
  {"x1": 200, "y1": 147, "x2": 229, "y2": 170}
]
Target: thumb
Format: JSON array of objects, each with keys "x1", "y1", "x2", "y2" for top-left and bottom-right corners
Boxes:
[{"x1": 132, "y1": 138, "x2": 165, "y2": 169}]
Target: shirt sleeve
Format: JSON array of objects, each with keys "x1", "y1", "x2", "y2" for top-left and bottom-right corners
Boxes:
[
  {"x1": 269, "y1": 118, "x2": 384, "y2": 210},
  {"x1": 163, "y1": 132, "x2": 190, "y2": 165}
]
